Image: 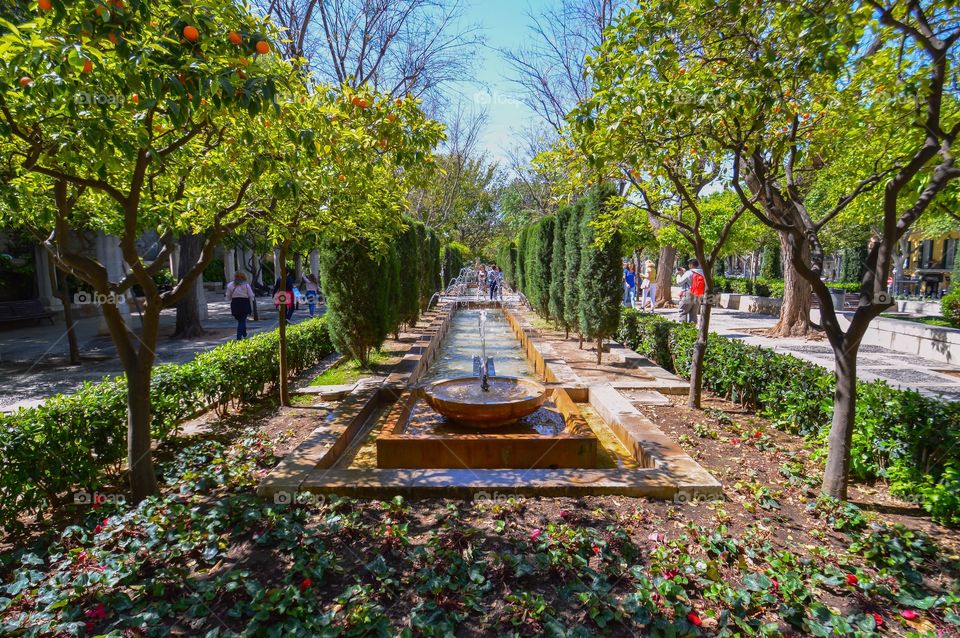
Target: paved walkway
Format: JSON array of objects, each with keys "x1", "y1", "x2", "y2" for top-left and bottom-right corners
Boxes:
[
  {"x1": 651, "y1": 306, "x2": 960, "y2": 402},
  {"x1": 0, "y1": 292, "x2": 324, "y2": 412}
]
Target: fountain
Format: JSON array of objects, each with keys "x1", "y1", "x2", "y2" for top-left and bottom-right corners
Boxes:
[{"x1": 422, "y1": 310, "x2": 547, "y2": 428}]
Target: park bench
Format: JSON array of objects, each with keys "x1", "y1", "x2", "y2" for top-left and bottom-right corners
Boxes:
[{"x1": 0, "y1": 299, "x2": 56, "y2": 327}]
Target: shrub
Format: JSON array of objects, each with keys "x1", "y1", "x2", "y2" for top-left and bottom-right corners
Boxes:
[
  {"x1": 941, "y1": 289, "x2": 960, "y2": 327},
  {"x1": 563, "y1": 200, "x2": 584, "y2": 336},
  {"x1": 0, "y1": 318, "x2": 332, "y2": 531},
  {"x1": 549, "y1": 207, "x2": 570, "y2": 326},
  {"x1": 395, "y1": 221, "x2": 422, "y2": 328},
  {"x1": 203, "y1": 257, "x2": 225, "y2": 283},
  {"x1": 617, "y1": 308, "x2": 960, "y2": 525},
  {"x1": 577, "y1": 185, "x2": 623, "y2": 360}
]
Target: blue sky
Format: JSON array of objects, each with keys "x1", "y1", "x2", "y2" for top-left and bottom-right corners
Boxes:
[{"x1": 449, "y1": 0, "x2": 547, "y2": 166}]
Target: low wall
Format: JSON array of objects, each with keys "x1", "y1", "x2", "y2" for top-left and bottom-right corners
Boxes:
[
  {"x1": 717, "y1": 293, "x2": 783, "y2": 315},
  {"x1": 811, "y1": 310, "x2": 959, "y2": 366}
]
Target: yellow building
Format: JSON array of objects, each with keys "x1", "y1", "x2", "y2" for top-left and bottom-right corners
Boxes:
[{"x1": 899, "y1": 231, "x2": 958, "y2": 296}]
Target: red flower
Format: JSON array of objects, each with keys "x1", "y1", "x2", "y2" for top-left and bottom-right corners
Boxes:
[
  {"x1": 730, "y1": 438, "x2": 741, "y2": 445},
  {"x1": 687, "y1": 611, "x2": 702, "y2": 626},
  {"x1": 592, "y1": 545, "x2": 601, "y2": 555},
  {"x1": 84, "y1": 603, "x2": 107, "y2": 620},
  {"x1": 753, "y1": 430, "x2": 762, "y2": 438},
  {"x1": 384, "y1": 524, "x2": 393, "y2": 537},
  {"x1": 299, "y1": 577, "x2": 312, "y2": 591},
  {"x1": 663, "y1": 569, "x2": 679, "y2": 579},
  {"x1": 846, "y1": 573, "x2": 858, "y2": 586},
  {"x1": 530, "y1": 528, "x2": 542, "y2": 542},
  {"x1": 900, "y1": 610, "x2": 919, "y2": 620},
  {"x1": 771, "y1": 578, "x2": 779, "y2": 593},
  {"x1": 871, "y1": 612, "x2": 883, "y2": 627},
  {"x1": 559, "y1": 510, "x2": 570, "y2": 518}
]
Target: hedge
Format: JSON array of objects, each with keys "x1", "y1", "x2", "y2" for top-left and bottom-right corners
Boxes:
[
  {"x1": 712, "y1": 276, "x2": 861, "y2": 298},
  {"x1": 617, "y1": 309, "x2": 960, "y2": 525},
  {"x1": 0, "y1": 317, "x2": 333, "y2": 531}
]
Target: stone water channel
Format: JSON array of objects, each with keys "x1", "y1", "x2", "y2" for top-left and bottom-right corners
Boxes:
[{"x1": 335, "y1": 307, "x2": 638, "y2": 469}]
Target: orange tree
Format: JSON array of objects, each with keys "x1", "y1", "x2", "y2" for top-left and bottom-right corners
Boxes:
[
  {"x1": 0, "y1": 0, "x2": 286, "y2": 501},
  {"x1": 580, "y1": 0, "x2": 959, "y2": 499},
  {"x1": 248, "y1": 79, "x2": 444, "y2": 404}
]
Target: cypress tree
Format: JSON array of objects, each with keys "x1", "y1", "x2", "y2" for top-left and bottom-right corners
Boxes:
[
  {"x1": 413, "y1": 222, "x2": 430, "y2": 310},
  {"x1": 839, "y1": 244, "x2": 868, "y2": 283},
  {"x1": 394, "y1": 221, "x2": 421, "y2": 329},
  {"x1": 531, "y1": 216, "x2": 554, "y2": 316},
  {"x1": 759, "y1": 241, "x2": 781, "y2": 279},
  {"x1": 564, "y1": 200, "x2": 584, "y2": 345},
  {"x1": 517, "y1": 226, "x2": 529, "y2": 294},
  {"x1": 429, "y1": 231, "x2": 442, "y2": 295},
  {"x1": 319, "y1": 237, "x2": 391, "y2": 366},
  {"x1": 549, "y1": 207, "x2": 570, "y2": 328},
  {"x1": 383, "y1": 243, "x2": 401, "y2": 339},
  {"x1": 577, "y1": 185, "x2": 623, "y2": 364}
]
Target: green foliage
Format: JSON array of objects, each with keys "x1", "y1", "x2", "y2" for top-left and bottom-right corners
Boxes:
[
  {"x1": 549, "y1": 206, "x2": 570, "y2": 325},
  {"x1": 319, "y1": 238, "x2": 394, "y2": 365},
  {"x1": 443, "y1": 242, "x2": 468, "y2": 287},
  {"x1": 516, "y1": 226, "x2": 530, "y2": 293},
  {"x1": 618, "y1": 309, "x2": 960, "y2": 525},
  {"x1": 395, "y1": 221, "x2": 422, "y2": 328},
  {"x1": 0, "y1": 318, "x2": 332, "y2": 531},
  {"x1": 563, "y1": 200, "x2": 584, "y2": 335},
  {"x1": 203, "y1": 257, "x2": 225, "y2": 284},
  {"x1": 577, "y1": 186, "x2": 623, "y2": 345},
  {"x1": 527, "y1": 217, "x2": 554, "y2": 316},
  {"x1": 759, "y1": 242, "x2": 782, "y2": 279},
  {"x1": 713, "y1": 276, "x2": 860, "y2": 298},
  {"x1": 382, "y1": 244, "x2": 401, "y2": 338},
  {"x1": 839, "y1": 245, "x2": 868, "y2": 284},
  {"x1": 942, "y1": 289, "x2": 960, "y2": 327}
]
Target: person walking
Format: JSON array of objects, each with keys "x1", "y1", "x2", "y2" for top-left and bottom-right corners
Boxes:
[
  {"x1": 302, "y1": 273, "x2": 320, "y2": 317},
  {"x1": 639, "y1": 259, "x2": 658, "y2": 311},
  {"x1": 273, "y1": 273, "x2": 295, "y2": 321},
  {"x1": 225, "y1": 272, "x2": 255, "y2": 340},
  {"x1": 487, "y1": 266, "x2": 498, "y2": 300},
  {"x1": 676, "y1": 259, "x2": 706, "y2": 323},
  {"x1": 496, "y1": 266, "x2": 504, "y2": 300},
  {"x1": 623, "y1": 261, "x2": 637, "y2": 308}
]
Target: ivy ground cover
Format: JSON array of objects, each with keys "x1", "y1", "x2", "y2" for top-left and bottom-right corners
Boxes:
[{"x1": 1, "y1": 389, "x2": 957, "y2": 637}]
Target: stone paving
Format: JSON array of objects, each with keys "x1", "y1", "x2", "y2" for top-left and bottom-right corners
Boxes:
[
  {"x1": 0, "y1": 292, "x2": 324, "y2": 412},
  {"x1": 652, "y1": 306, "x2": 960, "y2": 402}
]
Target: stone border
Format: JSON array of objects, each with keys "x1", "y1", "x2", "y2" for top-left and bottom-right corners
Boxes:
[{"x1": 258, "y1": 301, "x2": 722, "y2": 500}]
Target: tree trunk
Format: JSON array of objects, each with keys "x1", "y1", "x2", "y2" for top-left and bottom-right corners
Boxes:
[
  {"x1": 687, "y1": 295, "x2": 712, "y2": 409},
  {"x1": 655, "y1": 244, "x2": 676, "y2": 307},
  {"x1": 770, "y1": 232, "x2": 811, "y2": 337},
  {"x1": 578, "y1": 333, "x2": 583, "y2": 349},
  {"x1": 277, "y1": 241, "x2": 290, "y2": 407},
  {"x1": 56, "y1": 267, "x2": 81, "y2": 365},
  {"x1": 126, "y1": 361, "x2": 159, "y2": 502},
  {"x1": 596, "y1": 337, "x2": 603, "y2": 364},
  {"x1": 171, "y1": 233, "x2": 206, "y2": 339},
  {"x1": 822, "y1": 347, "x2": 857, "y2": 499}
]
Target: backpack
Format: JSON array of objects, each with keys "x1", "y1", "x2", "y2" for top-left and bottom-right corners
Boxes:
[{"x1": 690, "y1": 272, "x2": 705, "y2": 296}]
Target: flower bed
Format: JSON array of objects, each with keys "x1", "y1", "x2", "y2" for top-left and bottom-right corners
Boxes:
[
  {"x1": 617, "y1": 309, "x2": 960, "y2": 525},
  {"x1": 0, "y1": 421, "x2": 956, "y2": 636},
  {"x1": 0, "y1": 317, "x2": 332, "y2": 531}
]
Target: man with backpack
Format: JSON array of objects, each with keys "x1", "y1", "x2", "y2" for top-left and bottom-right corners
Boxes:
[{"x1": 676, "y1": 259, "x2": 706, "y2": 323}]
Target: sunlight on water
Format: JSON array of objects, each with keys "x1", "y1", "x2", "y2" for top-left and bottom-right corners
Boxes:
[{"x1": 423, "y1": 309, "x2": 536, "y2": 381}]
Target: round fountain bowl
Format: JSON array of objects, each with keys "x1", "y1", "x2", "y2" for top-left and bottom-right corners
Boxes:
[{"x1": 422, "y1": 376, "x2": 548, "y2": 429}]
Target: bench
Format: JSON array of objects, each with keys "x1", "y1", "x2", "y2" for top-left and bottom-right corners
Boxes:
[{"x1": 0, "y1": 299, "x2": 56, "y2": 327}]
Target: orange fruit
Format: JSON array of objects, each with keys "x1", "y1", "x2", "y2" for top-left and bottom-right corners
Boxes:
[
  {"x1": 357, "y1": 99, "x2": 369, "y2": 109},
  {"x1": 131, "y1": 93, "x2": 139, "y2": 104},
  {"x1": 386, "y1": 114, "x2": 396, "y2": 122},
  {"x1": 229, "y1": 31, "x2": 242, "y2": 45},
  {"x1": 255, "y1": 40, "x2": 269, "y2": 54},
  {"x1": 338, "y1": 174, "x2": 346, "y2": 181},
  {"x1": 238, "y1": 56, "x2": 249, "y2": 66},
  {"x1": 107, "y1": 31, "x2": 118, "y2": 44},
  {"x1": 38, "y1": 0, "x2": 52, "y2": 11},
  {"x1": 394, "y1": 98, "x2": 402, "y2": 106},
  {"x1": 182, "y1": 25, "x2": 199, "y2": 42},
  {"x1": 378, "y1": 139, "x2": 388, "y2": 149},
  {"x1": 237, "y1": 69, "x2": 246, "y2": 79},
  {"x1": 19, "y1": 76, "x2": 32, "y2": 87},
  {"x1": 350, "y1": 96, "x2": 361, "y2": 106},
  {"x1": 82, "y1": 59, "x2": 93, "y2": 73},
  {"x1": 94, "y1": 5, "x2": 106, "y2": 17}
]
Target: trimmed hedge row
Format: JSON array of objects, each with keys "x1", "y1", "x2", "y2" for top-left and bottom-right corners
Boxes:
[
  {"x1": 713, "y1": 276, "x2": 861, "y2": 298},
  {"x1": 0, "y1": 317, "x2": 333, "y2": 530},
  {"x1": 617, "y1": 309, "x2": 960, "y2": 525}
]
